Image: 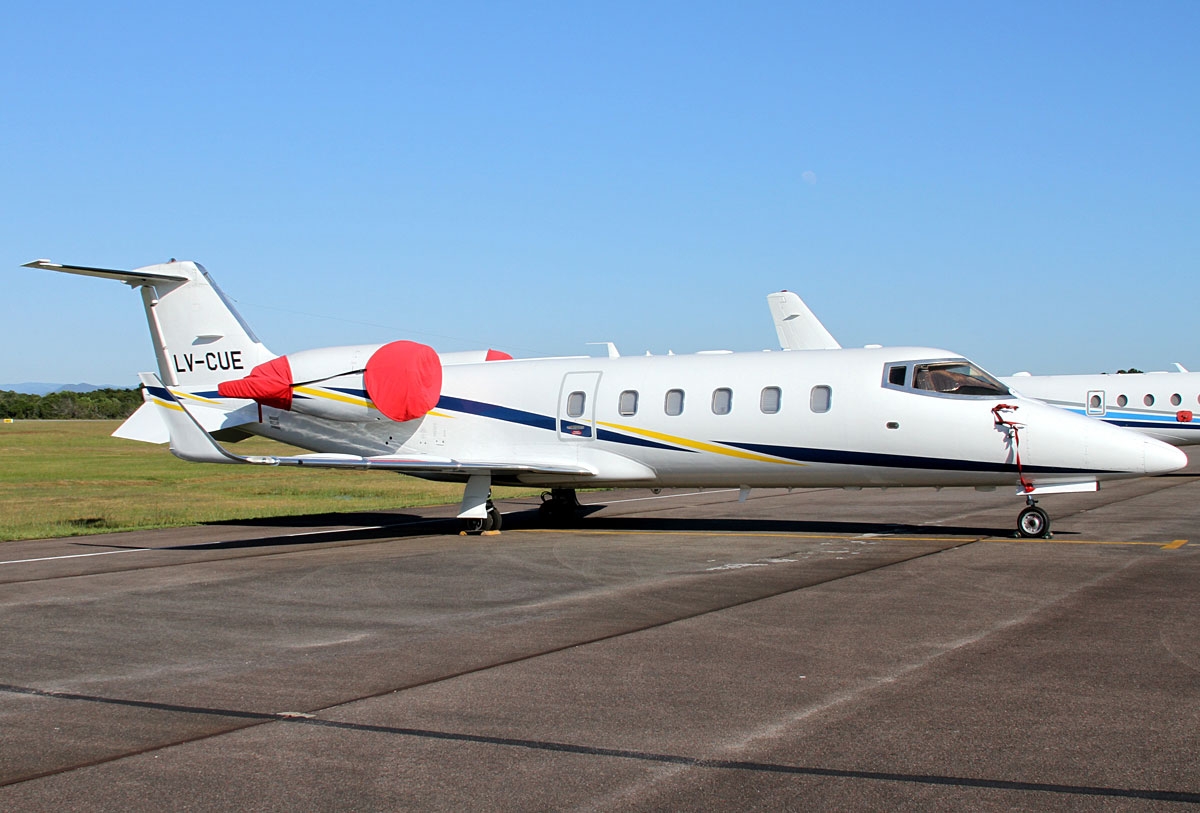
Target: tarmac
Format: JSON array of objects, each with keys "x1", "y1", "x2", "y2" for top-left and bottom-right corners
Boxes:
[{"x1": 1, "y1": 459, "x2": 1198, "y2": 811}]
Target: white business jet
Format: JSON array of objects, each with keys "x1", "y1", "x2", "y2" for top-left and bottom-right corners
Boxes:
[
  {"x1": 24, "y1": 261, "x2": 1186, "y2": 538},
  {"x1": 768, "y1": 290, "x2": 1200, "y2": 447},
  {"x1": 1001, "y1": 368, "x2": 1200, "y2": 446}
]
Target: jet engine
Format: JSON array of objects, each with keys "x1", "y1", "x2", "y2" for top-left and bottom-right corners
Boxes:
[{"x1": 218, "y1": 340, "x2": 443, "y2": 423}]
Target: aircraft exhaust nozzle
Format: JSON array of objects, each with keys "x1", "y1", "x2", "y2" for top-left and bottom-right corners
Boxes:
[{"x1": 218, "y1": 341, "x2": 443, "y2": 423}]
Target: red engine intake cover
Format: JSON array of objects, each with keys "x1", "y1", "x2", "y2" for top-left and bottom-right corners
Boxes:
[
  {"x1": 217, "y1": 355, "x2": 294, "y2": 410},
  {"x1": 364, "y1": 341, "x2": 443, "y2": 422}
]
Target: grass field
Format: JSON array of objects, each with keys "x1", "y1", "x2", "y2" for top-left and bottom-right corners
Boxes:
[{"x1": 0, "y1": 421, "x2": 542, "y2": 542}]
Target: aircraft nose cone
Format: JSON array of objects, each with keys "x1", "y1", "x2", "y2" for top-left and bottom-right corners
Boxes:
[{"x1": 1143, "y1": 438, "x2": 1188, "y2": 475}]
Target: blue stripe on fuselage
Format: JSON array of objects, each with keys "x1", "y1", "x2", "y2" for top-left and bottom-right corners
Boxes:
[
  {"x1": 435, "y1": 396, "x2": 687, "y2": 452},
  {"x1": 436, "y1": 395, "x2": 556, "y2": 432},
  {"x1": 1059, "y1": 407, "x2": 1200, "y2": 433},
  {"x1": 721, "y1": 441, "x2": 1116, "y2": 475}
]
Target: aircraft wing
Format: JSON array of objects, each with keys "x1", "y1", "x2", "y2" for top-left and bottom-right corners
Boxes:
[
  {"x1": 767, "y1": 291, "x2": 841, "y2": 351},
  {"x1": 140, "y1": 373, "x2": 595, "y2": 477},
  {"x1": 114, "y1": 385, "x2": 262, "y2": 444}
]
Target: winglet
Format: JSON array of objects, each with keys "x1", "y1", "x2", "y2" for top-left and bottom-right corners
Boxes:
[{"x1": 139, "y1": 373, "x2": 246, "y2": 464}]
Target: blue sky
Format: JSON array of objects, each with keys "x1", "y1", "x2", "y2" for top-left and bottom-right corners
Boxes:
[{"x1": 3, "y1": 1, "x2": 1197, "y2": 386}]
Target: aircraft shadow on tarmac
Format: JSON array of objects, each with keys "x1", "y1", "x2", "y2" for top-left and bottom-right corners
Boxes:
[
  {"x1": 203, "y1": 510, "x2": 429, "y2": 529},
  {"x1": 197, "y1": 506, "x2": 1018, "y2": 546},
  {"x1": 67, "y1": 507, "x2": 1020, "y2": 554},
  {"x1": 501, "y1": 508, "x2": 1016, "y2": 539}
]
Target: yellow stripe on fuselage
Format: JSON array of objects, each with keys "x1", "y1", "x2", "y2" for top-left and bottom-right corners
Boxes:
[
  {"x1": 171, "y1": 390, "x2": 225, "y2": 406},
  {"x1": 292, "y1": 385, "x2": 377, "y2": 410},
  {"x1": 596, "y1": 421, "x2": 803, "y2": 465}
]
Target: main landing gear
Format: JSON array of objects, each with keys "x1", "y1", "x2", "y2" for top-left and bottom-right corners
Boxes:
[
  {"x1": 1016, "y1": 496, "x2": 1050, "y2": 539},
  {"x1": 538, "y1": 488, "x2": 581, "y2": 524},
  {"x1": 459, "y1": 474, "x2": 501, "y2": 535},
  {"x1": 465, "y1": 499, "x2": 502, "y2": 534}
]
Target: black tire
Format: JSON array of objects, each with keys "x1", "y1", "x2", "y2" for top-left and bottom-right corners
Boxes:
[
  {"x1": 487, "y1": 504, "x2": 502, "y2": 532},
  {"x1": 1017, "y1": 506, "x2": 1050, "y2": 538}
]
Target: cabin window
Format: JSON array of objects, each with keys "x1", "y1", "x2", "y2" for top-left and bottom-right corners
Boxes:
[
  {"x1": 810, "y1": 385, "x2": 832, "y2": 413},
  {"x1": 665, "y1": 389, "x2": 685, "y2": 416},
  {"x1": 712, "y1": 388, "x2": 732, "y2": 415},
  {"x1": 760, "y1": 386, "x2": 781, "y2": 414},
  {"x1": 1171, "y1": 393, "x2": 1182, "y2": 406},
  {"x1": 1089, "y1": 394, "x2": 1102, "y2": 409},
  {"x1": 911, "y1": 361, "x2": 1008, "y2": 397},
  {"x1": 1116, "y1": 394, "x2": 1128, "y2": 407},
  {"x1": 1144, "y1": 394, "x2": 1155, "y2": 407},
  {"x1": 566, "y1": 391, "x2": 586, "y2": 418},
  {"x1": 618, "y1": 390, "x2": 639, "y2": 416},
  {"x1": 887, "y1": 365, "x2": 907, "y2": 387}
]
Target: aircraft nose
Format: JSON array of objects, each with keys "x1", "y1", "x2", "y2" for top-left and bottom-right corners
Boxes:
[{"x1": 1143, "y1": 437, "x2": 1188, "y2": 475}]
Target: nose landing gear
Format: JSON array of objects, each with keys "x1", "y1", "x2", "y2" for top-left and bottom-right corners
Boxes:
[{"x1": 1016, "y1": 496, "x2": 1050, "y2": 539}]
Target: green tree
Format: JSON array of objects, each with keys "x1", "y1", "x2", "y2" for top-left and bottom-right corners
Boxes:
[{"x1": 2, "y1": 387, "x2": 144, "y2": 420}]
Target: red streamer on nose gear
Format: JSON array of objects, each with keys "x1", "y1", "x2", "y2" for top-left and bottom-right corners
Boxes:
[{"x1": 993, "y1": 403, "x2": 1034, "y2": 493}]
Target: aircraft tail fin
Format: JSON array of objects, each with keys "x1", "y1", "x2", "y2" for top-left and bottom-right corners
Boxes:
[
  {"x1": 767, "y1": 290, "x2": 841, "y2": 351},
  {"x1": 24, "y1": 259, "x2": 275, "y2": 387}
]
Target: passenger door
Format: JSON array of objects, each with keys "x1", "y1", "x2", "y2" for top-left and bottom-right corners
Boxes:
[{"x1": 558, "y1": 372, "x2": 601, "y2": 441}]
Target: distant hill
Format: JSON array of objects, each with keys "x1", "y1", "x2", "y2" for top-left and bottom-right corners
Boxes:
[{"x1": 1, "y1": 382, "x2": 128, "y2": 395}]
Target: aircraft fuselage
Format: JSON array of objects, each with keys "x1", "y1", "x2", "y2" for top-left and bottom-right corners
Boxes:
[{"x1": 239, "y1": 347, "x2": 1180, "y2": 491}]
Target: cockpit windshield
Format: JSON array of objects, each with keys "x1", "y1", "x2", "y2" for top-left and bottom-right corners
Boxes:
[
  {"x1": 913, "y1": 361, "x2": 1009, "y2": 396},
  {"x1": 885, "y1": 359, "x2": 1010, "y2": 398}
]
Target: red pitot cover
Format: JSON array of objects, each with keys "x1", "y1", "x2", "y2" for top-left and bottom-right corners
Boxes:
[
  {"x1": 217, "y1": 355, "x2": 294, "y2": 410},
  {"x1": 364, "y1": 341, "x2": 443, "y2": 422}
]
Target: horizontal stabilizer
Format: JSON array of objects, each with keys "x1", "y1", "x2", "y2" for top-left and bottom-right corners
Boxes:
[{"x1": 24, "y1": 259, "x2": 189, "y2": 287}]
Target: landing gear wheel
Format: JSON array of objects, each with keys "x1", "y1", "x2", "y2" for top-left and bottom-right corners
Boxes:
[
  {"x1": 538, "y1": 488, "x2": 580, "y2": 525},
  {"x1": 465, "y1": 501, "x2": 502, "y2": 534},
  {"x1": 1017, "y1": 505, "x2": 1050, "y2": 539}
]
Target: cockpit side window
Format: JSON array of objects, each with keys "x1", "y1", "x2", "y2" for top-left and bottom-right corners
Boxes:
[
  {"x1": 911, "y1": 361, "x2": 1009, "y2": 397},
  {"x1": 887, "y1": 365, "x2": 907, "y2": 387}
]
